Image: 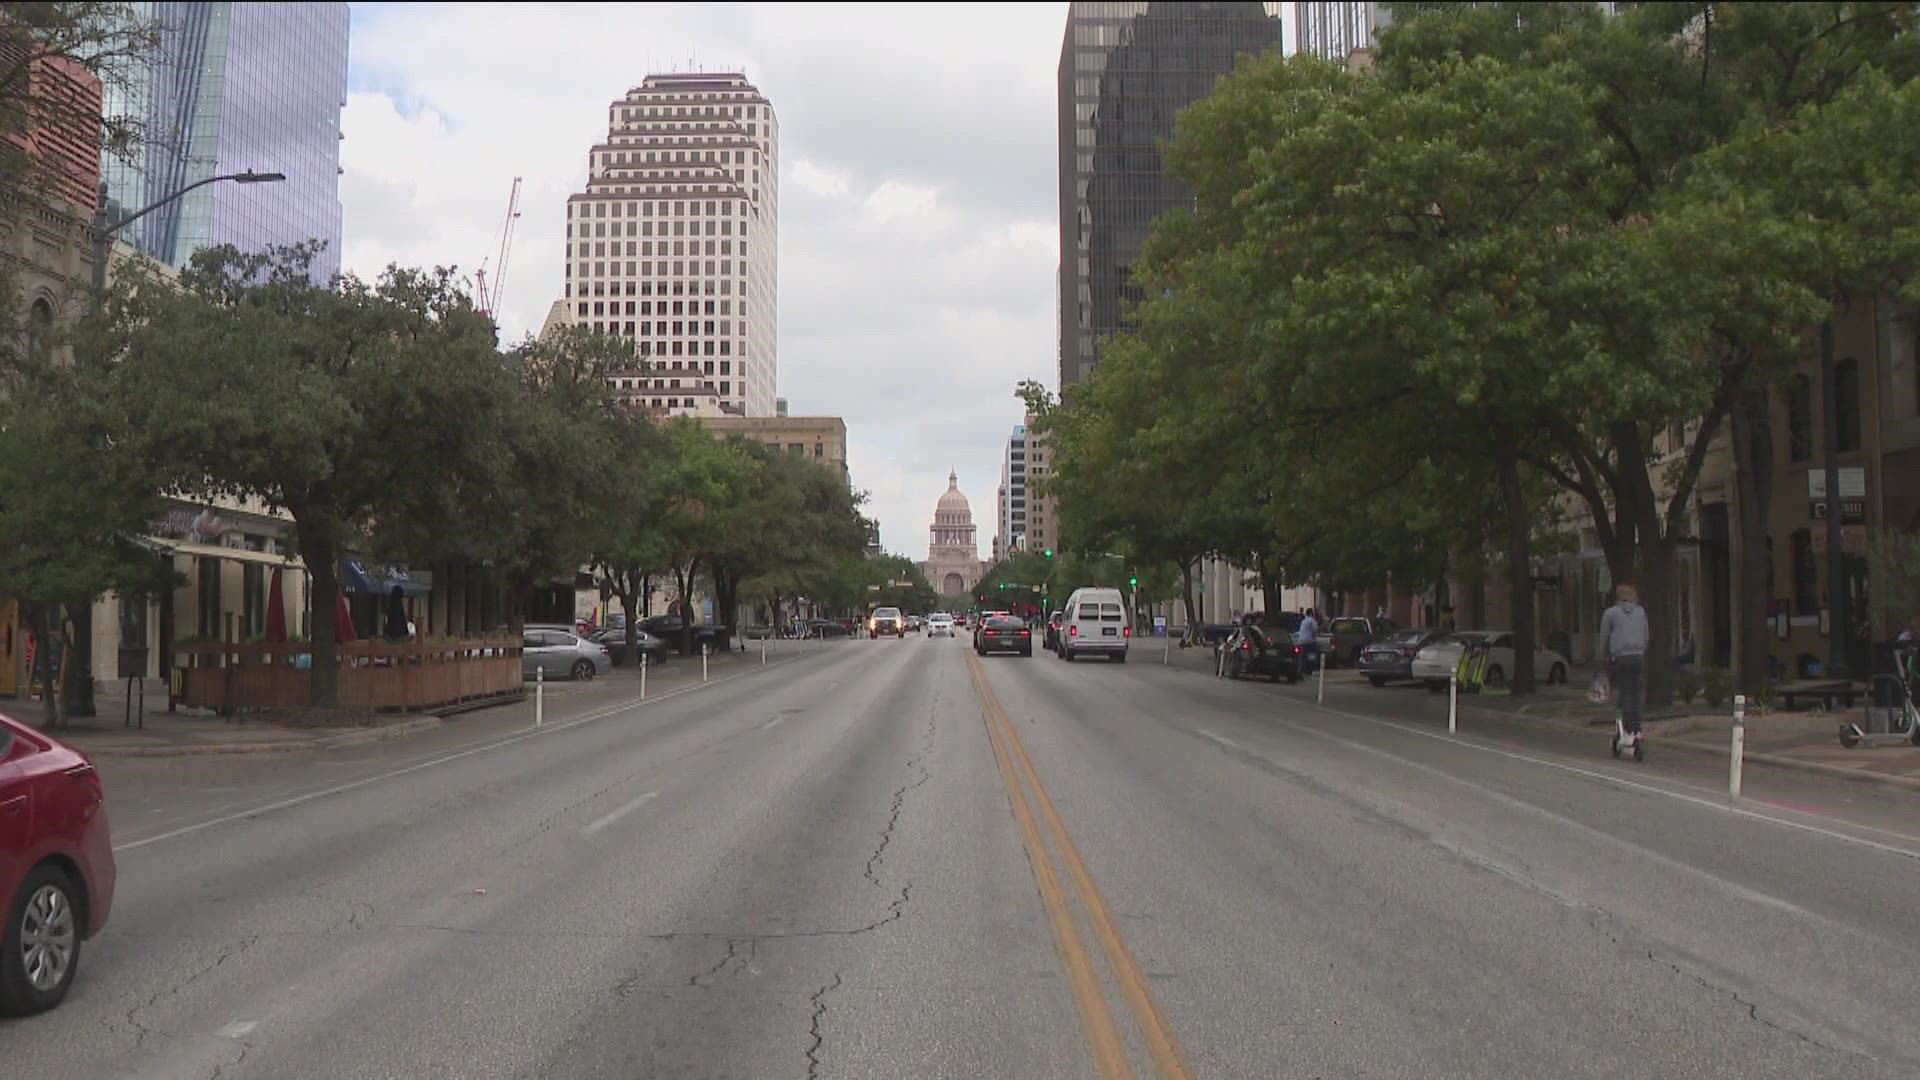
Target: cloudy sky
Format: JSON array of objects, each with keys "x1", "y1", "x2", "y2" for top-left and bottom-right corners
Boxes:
[{"x1": 339, "y1": 1, "x2": 1116, "y2": 562}]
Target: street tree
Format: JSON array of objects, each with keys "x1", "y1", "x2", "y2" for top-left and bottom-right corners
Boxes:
[
  {"x1": 96, "y1": 245, "x2": 510, "y2": 705},
  {"x1": 0, "y1": 329, "x2": 174, "y2": 727}
]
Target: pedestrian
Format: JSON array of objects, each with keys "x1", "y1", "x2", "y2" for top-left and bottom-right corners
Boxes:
[
  {"x1": 1600, "y1": 584, "x2": 1651, "y2": 741},
  {"x1": 1295, "y1": 606, "x2": 1321, "y2": 673},
  {"x1": 1898, "y1": 616, "x2": 1919, "y2": 643}
]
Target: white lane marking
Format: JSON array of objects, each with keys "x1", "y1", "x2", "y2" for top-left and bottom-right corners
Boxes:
[
  {"x1": 760, "y1": 715, "x2": 785, "y2": 731},
  {"x1": 113, "y1": 652, "x2": 818, "y2": 853},
  {"x1": 1285, "y1": 698, "x2": 1920, "y2": 863},
  {"x1": 581, "y1": 791, "x2": 658, "y2": 835},
  {"x1": 1197, "y1": 727, "x2": 1241, "y2": 751},
  {"x1": 218, "y1": 1019, "x2": 258, "y2": 1039}
]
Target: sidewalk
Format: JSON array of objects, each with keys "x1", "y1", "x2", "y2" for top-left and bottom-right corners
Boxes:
[
  {"x1": 1157, "y1": 638, "x2": 1920, "y2": 792},
  {"x1": 29, "y1": 639, "x2": 807, "y2": 758}
]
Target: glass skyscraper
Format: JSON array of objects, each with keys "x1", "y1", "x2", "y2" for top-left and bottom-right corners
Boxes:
[
  {"x1": 1057, "y1": 2, "x2": 1283, "y2": 388},
  {"x1": 102, "y1": 2, "x2": 349, "y2": 281}
]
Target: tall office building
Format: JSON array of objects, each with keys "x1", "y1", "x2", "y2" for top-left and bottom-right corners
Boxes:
[
  {"x1": 1057, "y1": 2, "x2": 1282, "y2": 388},
  {"x1": 1292, "y1": 2, "x2": 1391, "y2": 61},
  {"x1": 999, "y1": 423, "x2": 1029, "y2": 554},
  {"x1": 560, "y1": 72, "x2": 780, "y2": 418},
  {"x1": 101, "y1": 2, "x2": 349, "y2": 281}
]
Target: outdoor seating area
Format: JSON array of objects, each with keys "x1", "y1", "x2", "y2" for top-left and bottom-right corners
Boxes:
[{"x1": 171, "y1": 639, "x2": 522, "y2": 715}]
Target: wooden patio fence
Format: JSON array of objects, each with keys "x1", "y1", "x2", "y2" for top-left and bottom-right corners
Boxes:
[{"x1": 171, "y1": 638, "x2": 524, "y2": 714}]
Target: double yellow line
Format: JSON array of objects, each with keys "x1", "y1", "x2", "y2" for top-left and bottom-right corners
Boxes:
[{"x1": 966, "y1": 650, "x2": 1193, "y2": 1080}]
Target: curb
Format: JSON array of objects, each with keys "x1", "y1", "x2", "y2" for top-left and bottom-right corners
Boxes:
[
  {"x1": 83, "y1": 714, "x2": 449, "y2": 759},
  {"x1": 1653, "y1": 736, "x2": 1920, "y2": 794},
  {"x1": 1149, "y1": 658, "x2": 1920, "y2": 795}
]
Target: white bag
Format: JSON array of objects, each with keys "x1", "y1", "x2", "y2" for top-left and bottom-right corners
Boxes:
[{"x1": 1586, "y1": 671, "x2": 1613, "y2": 705}]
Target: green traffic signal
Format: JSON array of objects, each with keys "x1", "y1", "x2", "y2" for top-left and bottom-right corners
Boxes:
[
  {"x1": 1043, "y1": 548, "x2": 1053, "y2": 559},
  {"x1": 1128, "y1": 575, "x2": 1138, "y2": 588}
]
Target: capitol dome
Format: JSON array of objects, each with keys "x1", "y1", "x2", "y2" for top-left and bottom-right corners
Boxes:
[{"x1": 935, "y1": 470, "x2": 970, "y2": 518}]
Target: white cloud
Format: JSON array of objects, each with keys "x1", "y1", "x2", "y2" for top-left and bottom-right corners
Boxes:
[{"x1": 342, "y1": 2, "x2": 1068, "y2": 560}]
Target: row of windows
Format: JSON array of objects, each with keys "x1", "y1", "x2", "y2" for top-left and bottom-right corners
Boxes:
[
  {"x1": 598, "y1": 148, "x2": 759, "y2": 166},
  {"x1": 571, "y1": 259, "x2": 746, "y2": 279},
  {"x1": 573, "y1": 235, "x2": 743, "y2": 255},
  {"x1": 575, "y1": 198, "x2": 748, "y2": 219},
  {"x1": 616, "y1": 377, "x2": 733, "y2": 395},
  {"x1": 619, "y1": 101, "x2": 765, "y2": 121},
  {"x1": 569, "y1": 278, "x2": 743, "y2": 300}
]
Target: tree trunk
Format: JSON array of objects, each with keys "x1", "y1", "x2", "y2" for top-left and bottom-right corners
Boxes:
[
  {"x1": 1262, "y1": 573, "x2": 1283, "y2": 628},
  {"x1": 53, "y1": 611, "x2": 74, "y2": 731},
  {"x1": 303, "y1": 528, "x2": 341, "y2": 707},
  {"x1": 1180, "y1": 557, "x2": 1199, "y2": 643},
  {"x1": 674, "y1": 560, "x2": 698, "y2": 655},
  {"x1": 1638, "y1": 538, "x2": 1681, "y2": 709},
  {"x1": 1729, "y1": 386, "x2": 1775, "y2": 692},
  {"x1": 28, "y1": 606, "x2": 61, "y2": 729},
  {"x1": 1495, "y1": 444, "x2": 1537, "y2": 695},
  {"x1": 619, "y1": 580, "x2": 639, "y2": 664}
]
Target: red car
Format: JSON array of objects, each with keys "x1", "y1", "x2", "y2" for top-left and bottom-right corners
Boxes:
[{"x1": 1, "y1": 711, "x2": 115, "y2": 1015}]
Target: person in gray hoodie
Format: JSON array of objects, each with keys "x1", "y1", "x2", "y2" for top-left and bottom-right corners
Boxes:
[{"x1": 1600, "y1": 584, "x2": 1651, "y2": 737}]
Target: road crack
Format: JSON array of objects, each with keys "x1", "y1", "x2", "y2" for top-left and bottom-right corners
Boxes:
[
  {"x1": 1644, "y1": 947, "x2": 1885, "y2": 1068},
  {"x1": 803, "y1": 970, "x2": 844, "y2": 1080},
  {"x1": 122, "y1": 934, "x2": 261, "y2": 1049},
  {"x1": 861, "y1": 714, "x2": 936, "y2": 887}
]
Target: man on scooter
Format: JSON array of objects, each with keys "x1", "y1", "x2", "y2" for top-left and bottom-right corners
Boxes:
[{"x1": 1600, "y1": 584, "x2": 1650, "y2": 748}]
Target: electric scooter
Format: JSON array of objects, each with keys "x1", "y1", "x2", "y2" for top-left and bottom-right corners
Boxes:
[{"x1": 1610, "y1": 707, "x2": 1646, "y2": 762}]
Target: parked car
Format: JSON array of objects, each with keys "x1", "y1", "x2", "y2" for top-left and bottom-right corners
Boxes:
[
  {"x1": 1358, "y1": 628, "x2": 1448, "y2": 686},
  {"x1": 589, "y1": 626, "x2": 671, "y2": 667},
  {"x1": 1326, "y1": 616, "x2": 1395, "y2": 667},
  {"x1": 975, "y1": 614, "x2": 1034, "y2": 657},
  {"x1": 1, "y1": 711, "x2": 114, "y2": 1015},
  {"x1": 1059, "y1": 587, "x2": 1129, "y2": 662},
  {"x1": 640, "y1": 615, "x2": 728, "y2": 653},
  {"x1": 1044, "y1": 610, "x2": 1066, "y2": 652},
  {"x1": 870, "y1": 606, "x2": 904, "y2": 638},
  {"x1": 927, "y1": 613, "x2": 956, "y2": 638},
  {"x1": 523, "y1": 625, "x2": 613, "y2": 681},
  {"x1": 1412, "y1": 631, "x2": 1570, "y2": 692},
  {"x1": 1220, "y1": 626, "x2": 1303, "y2": 683}
]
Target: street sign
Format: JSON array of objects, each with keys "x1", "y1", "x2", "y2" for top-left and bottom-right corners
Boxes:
[
  {"x1": 1810, "y1": 498, "x2": 1865, "y2": 524},
  {"x1": 1807, "y1": 467, "x2": 1866, "y2": 499}
]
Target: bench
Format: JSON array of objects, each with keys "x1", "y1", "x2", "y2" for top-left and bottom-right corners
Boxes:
[{"x1": 1776, "y1": 679, "x2": 1867, "y2": 711}]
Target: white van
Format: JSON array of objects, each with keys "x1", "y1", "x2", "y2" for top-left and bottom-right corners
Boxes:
[{"x1": 1059, "y1": 587, "x2": 1129, "y2": 662}]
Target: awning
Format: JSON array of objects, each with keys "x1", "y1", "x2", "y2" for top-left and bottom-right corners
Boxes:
[
  {"x1": 166, "y1": 540, "x2": 301, "y2": 568},
  {"x1": 341, "y1": 559, "x2": 432, "y2": 596}
]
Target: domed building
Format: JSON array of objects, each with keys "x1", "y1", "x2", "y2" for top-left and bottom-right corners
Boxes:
[{"x1": 918, "y1": 470, "x2": 988, "y2": 598}]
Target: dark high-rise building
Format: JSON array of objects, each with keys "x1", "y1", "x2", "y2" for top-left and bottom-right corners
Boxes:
[
  {"x1": 102, "y1": 2, "x2": 349, "y2": 281},
  {"x1": 1057, "y1": 2, "x2": 1282, "y2": 389}
]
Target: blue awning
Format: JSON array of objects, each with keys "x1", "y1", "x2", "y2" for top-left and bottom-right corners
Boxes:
[{"x1": 340, "y1": 560, "x2": 432, "y2": 596}]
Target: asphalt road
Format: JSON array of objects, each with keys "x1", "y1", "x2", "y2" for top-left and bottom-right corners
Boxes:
[{"x1": 5, "y1": 632, "x2": 1919, "y2": 1079}]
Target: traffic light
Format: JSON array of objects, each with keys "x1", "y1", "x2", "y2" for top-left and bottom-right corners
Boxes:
[
  {"x1": 1128, "y1": 575, "x2": 1138, "y2": 589},
  {"x1": 1043, "y1": 548, "x2": 1053, "y2": 559}
]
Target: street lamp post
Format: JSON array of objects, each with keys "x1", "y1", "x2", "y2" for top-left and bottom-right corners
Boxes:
[
  {"x1": 65, "y1": 170, "x2": 285, "y2": 716},
  {"x1": 1817, "y1": 318, "x2": 1851, "y2": 681}
]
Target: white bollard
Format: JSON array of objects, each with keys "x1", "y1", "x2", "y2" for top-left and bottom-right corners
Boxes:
[
  {"x1": 640, "y1": 654, "x2": 648, "y2": 701},
  {"x1": 1730, "y1": 693, "x2": 1747, "y2": 798},
  {"x1": 761, "y1": 638, "x2": 767, "y2": 665},
  {"x1": 1163, "y1": 633, "x2": 1169, "y2": 665},
  {"x1": 1448, "y1": 671, "x2": 1459, "y2": 736},
  {"x1": 703, "y1": 644, "x2": 709, "y2": 683},
  {"x1": 535, "y1": 665, "x2": 544, "y2": 728},
  {"x1": 1317, "y1": 650, "x2": 1327, "y2": 705}
]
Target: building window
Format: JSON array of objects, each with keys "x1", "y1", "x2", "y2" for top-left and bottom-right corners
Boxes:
[
  {"x1": 1791, "y1": 528, "x2": 1818, "y2": 614},
  {"x1": 1788, "y1": 374, "x2": 1812, "y2": 463},
  {"x1": 1834, "y1": 358, "x2": 1861, "y2": 453}
]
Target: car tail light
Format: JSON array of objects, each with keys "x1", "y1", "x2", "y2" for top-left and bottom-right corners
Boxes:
[
  {"x1": 1291, "y1": 645, "x2": 1302, "y2": 655},
  {"x1": 1069, "y1": 625, "x2": 1078, "y2": 637},
  {"x1": 1123, "y1": 626, "x2": 1131, "y2": 638},
  {"x1": 1019, "y1": 629, "x2": 1031, "y2": 637},
  {"x1": 1240, "y1": 642, "x2": 1251, "y2": 652},
  {"x1": 65, "y1": 762, "x2": 102, "y2": 802}
]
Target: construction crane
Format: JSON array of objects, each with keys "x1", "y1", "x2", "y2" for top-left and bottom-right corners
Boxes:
[{"x1": 473, "y1": 176, "x2": 522, "y2": 323}]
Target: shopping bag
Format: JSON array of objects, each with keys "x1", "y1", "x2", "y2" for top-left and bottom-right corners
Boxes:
[{"x1": 1586, "y1": 671, "x2": 1613, "y2": 705}]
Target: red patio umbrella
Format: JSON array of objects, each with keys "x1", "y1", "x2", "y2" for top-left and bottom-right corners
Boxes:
[
  {"x1": 334, "y1": 588, "x2": 358, "y2": 643},
  {"x1": 264, "y1": 566, "x2": 287, "y2": 643}
]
